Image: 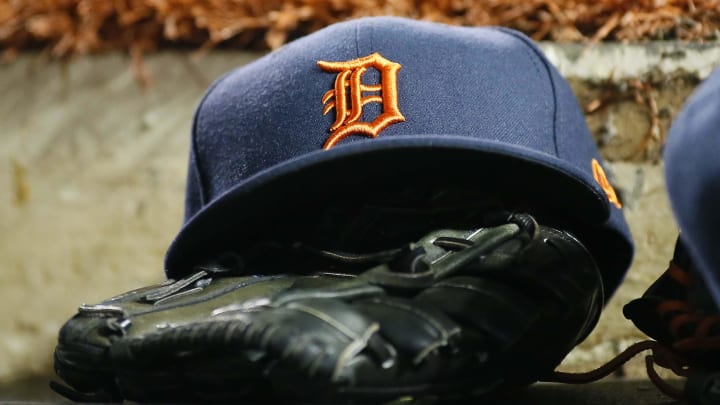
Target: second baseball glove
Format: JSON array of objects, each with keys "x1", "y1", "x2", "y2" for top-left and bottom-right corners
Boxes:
[{"x1": 622, "y1": 237, "x2": 720, "y2": 405}]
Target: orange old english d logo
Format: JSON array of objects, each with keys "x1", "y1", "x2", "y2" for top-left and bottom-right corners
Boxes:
[{"x1": 318, "y1": 53, "x2": 405, "y2": 149}]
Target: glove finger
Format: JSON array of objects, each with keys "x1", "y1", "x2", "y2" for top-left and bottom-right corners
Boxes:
[
  {"x1": 417, "y1": 275, "x2": 538, "y2": 348},
  {"x1": 267, "y1": 298, "x2": 395, "y2": 381},
  {"x1": 354, "y1": 296, "x2": 461, "y2": 365},
  {"x1": 53, "y1": 273, "x2": 301, "y2": 402}
]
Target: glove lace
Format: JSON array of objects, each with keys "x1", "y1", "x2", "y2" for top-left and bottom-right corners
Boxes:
[
  {"x1": 542, "y1": 340, "x2": 688, "y2": 400},
  {"x1": 544, "y1": 257, "x2": 720, "y2": 403}
]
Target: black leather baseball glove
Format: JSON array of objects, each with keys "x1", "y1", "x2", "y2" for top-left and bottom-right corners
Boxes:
[{"x1": 51, "y1": 213, "x2": 604, "y2": 403}]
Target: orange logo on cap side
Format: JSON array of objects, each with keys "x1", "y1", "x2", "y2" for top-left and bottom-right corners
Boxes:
[
  {"x1": 591, "y1": 158, "x2": 622, "y2": 209},
  {"x1": 318, "y1": 53, "x2": 405, "y2": 149}
]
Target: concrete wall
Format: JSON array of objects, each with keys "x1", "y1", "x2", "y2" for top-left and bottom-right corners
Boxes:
[{"x1": 1, "y1": 42, "x2": 718, "y2": 382}]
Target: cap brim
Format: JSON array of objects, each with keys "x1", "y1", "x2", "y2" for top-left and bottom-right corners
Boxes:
[{"x1": 165, "y1": 135, "x2": 611, "y2": 277}]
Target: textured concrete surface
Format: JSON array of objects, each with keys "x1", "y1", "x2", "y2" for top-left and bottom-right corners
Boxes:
[
  {"x1": 0, "y1": 52, "x2": 255, "y2": 381},
  {"x1": 1, "y1": 42, "x2": 717, "y2": 385}
]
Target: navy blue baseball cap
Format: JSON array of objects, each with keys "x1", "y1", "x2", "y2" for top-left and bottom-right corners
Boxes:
[
  {"x1": 665, "y1": 67, "x2": 720, "y2": 308},
  {"x1": 165, "y1": 17, "x2": 633, "y2": 295}
]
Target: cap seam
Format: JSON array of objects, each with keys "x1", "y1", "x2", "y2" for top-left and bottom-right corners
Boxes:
[
  {"x1": 191, "y1": 71, "x2": 234, "y2": 206},
  {"x1": 490, "y1": 27, "x2": 560, "y2": 158},
  {"x1": 189, "y1": 127, "x2": 205, "y2": 207}
]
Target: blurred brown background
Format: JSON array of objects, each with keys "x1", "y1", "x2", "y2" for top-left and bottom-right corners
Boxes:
[{"x1": 2, "y1": 0, "x2": 720, "y2": 386}]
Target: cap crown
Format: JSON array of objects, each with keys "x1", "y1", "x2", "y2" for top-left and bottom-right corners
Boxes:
[
  {"x1": 171, "y1": 17, "x2": 632, "y2": 293},
  {"x1": 187, "y1": 18, "x2": 608, "y2": 219}
]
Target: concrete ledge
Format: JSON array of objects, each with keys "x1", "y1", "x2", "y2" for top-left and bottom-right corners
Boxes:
[
  {"x1": 0, "y1": 377, "x2": 680, "y2": 404},
  {"x1": 0, "y1": 42, "x2": 715, "y2": 383},
  {"x1": 541, "y1": 41, "x2": 720, "y2": 82}
]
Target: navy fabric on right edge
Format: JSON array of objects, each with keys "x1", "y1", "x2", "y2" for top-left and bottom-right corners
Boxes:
[{"x1": 665, "y1": 67, "x2": 720, "y2": 308}]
